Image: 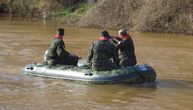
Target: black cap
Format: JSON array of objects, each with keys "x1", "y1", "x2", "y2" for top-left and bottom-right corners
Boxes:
[
  {"x1": 100, "y1": 31, "x2": 110, "y2": 38},
  {"x1": 58, "y1": 28, "x2": 64, "y2": 36}
]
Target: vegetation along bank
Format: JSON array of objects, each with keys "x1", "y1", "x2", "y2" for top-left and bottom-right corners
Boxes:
[{"x1": 0, "y1": 0, "x2": 192, "y2": 35}]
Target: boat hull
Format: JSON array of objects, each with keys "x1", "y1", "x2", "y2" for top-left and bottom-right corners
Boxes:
[{"x1": 23, "y1": 63, "x2": 156, "y2": 84}]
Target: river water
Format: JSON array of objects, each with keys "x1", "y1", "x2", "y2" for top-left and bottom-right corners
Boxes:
[{"x1": 0, "y1": 17, "x2": 193, "y2": 110}]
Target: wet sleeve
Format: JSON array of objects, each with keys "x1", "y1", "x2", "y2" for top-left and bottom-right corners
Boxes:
[
  {"x1": 57, "y1": 41, "x2": 69, "y2": 58},
  {"x1": 87, "y1": 43, "x2": 94, "y2": 63}
]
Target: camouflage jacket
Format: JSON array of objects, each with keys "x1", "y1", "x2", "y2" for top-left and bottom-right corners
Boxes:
[
  {"x1": 87, "y1": 40, "x2": 119, "y2": 70},
  {"x1": 116, "y1": 37, "x2": 137, "y2": 66},
  {"x1": 46, "y1": 38, "x2": 69, "y2": 61}
]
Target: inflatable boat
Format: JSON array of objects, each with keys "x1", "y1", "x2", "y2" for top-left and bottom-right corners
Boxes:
[{"x1": 22, "y1": 62, "x2": 156, "y2": 84}]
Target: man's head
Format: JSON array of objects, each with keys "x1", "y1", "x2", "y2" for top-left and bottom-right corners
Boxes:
[
  {"x1": 100, "y1": 31, "x2": 110, "y2": 39},
  {"x1": 118, "y1": 29, "x2": 128, "y2": 36},
  {"x1": 58, "y1": 28, "x2": 64, "y2": 36}
]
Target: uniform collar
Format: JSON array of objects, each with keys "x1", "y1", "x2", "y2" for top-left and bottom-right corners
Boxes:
[
  {"x1": 55, "y1": 34, "x2": 63, "y2": 40},
  {"x1": 99, "y1": 36, "x2": 109, "y2": 41}
]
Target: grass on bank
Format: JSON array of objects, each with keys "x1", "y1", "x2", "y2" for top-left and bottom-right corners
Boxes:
[{"x1": 50, "y1": 3, "x2": 91, "y2": 23}]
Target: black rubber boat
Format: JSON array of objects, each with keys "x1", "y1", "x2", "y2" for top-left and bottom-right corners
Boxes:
[{"x1": 22, "y1": 62, "x2": 156, "y2": 84}]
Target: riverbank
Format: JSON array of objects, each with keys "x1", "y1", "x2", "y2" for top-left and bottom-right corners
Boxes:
[
  {"x1": 78, "y1": 0, "x2": 193, "y2": 35},
  {"x1": 0, "y1": 0, "x2": 193, "y2": 35}
]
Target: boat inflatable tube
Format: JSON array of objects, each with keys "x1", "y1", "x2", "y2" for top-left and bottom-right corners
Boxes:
[{"x1": 22, "y1": 63, "x2": 156, "y2": 84}]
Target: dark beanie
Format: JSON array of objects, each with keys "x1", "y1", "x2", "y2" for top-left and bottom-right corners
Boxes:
[
  {"x1": 58, "y1": 28, "x2": 64, "y2": 36},
  {"x1": 100, "y1": 31, "x2": 110, "y2": 38}
]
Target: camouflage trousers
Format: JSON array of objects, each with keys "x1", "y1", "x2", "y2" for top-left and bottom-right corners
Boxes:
[
  {"x1": 91, "y1": 62, "x2": 118, "y2": 71},
  {"x1": 47, "y1": 56, "x2": 78, "y2": 66},
  {"x1": 119, "y1": 57, "x2": 137, "y2": 67}
]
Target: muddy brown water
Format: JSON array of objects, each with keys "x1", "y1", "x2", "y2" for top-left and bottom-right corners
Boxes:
[{"x1": 0, "y1": 17, "x2": 193, "y2": 110}]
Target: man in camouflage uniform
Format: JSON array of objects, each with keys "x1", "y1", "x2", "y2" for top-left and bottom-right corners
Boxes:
[
  {"x1": 116, "y1": 29, "x2": 137, "y2": 67},
  {"x1": 87, "y1": 31, "x2": 119, "y2": 71},
  {"x1": 46, "y1": 28, "x2": 78, "y2": 66}
]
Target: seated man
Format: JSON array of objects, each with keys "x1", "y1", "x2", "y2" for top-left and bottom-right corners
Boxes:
[
  {"x1": 87, "y1": 31, "x2": 119, "y2": 71},
  {"x1": 45, "y1": 28, "x2": 79, "y2": 66},
  {"x1": 116, "y1": 29, "x2": 137, "y2": 67}
]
